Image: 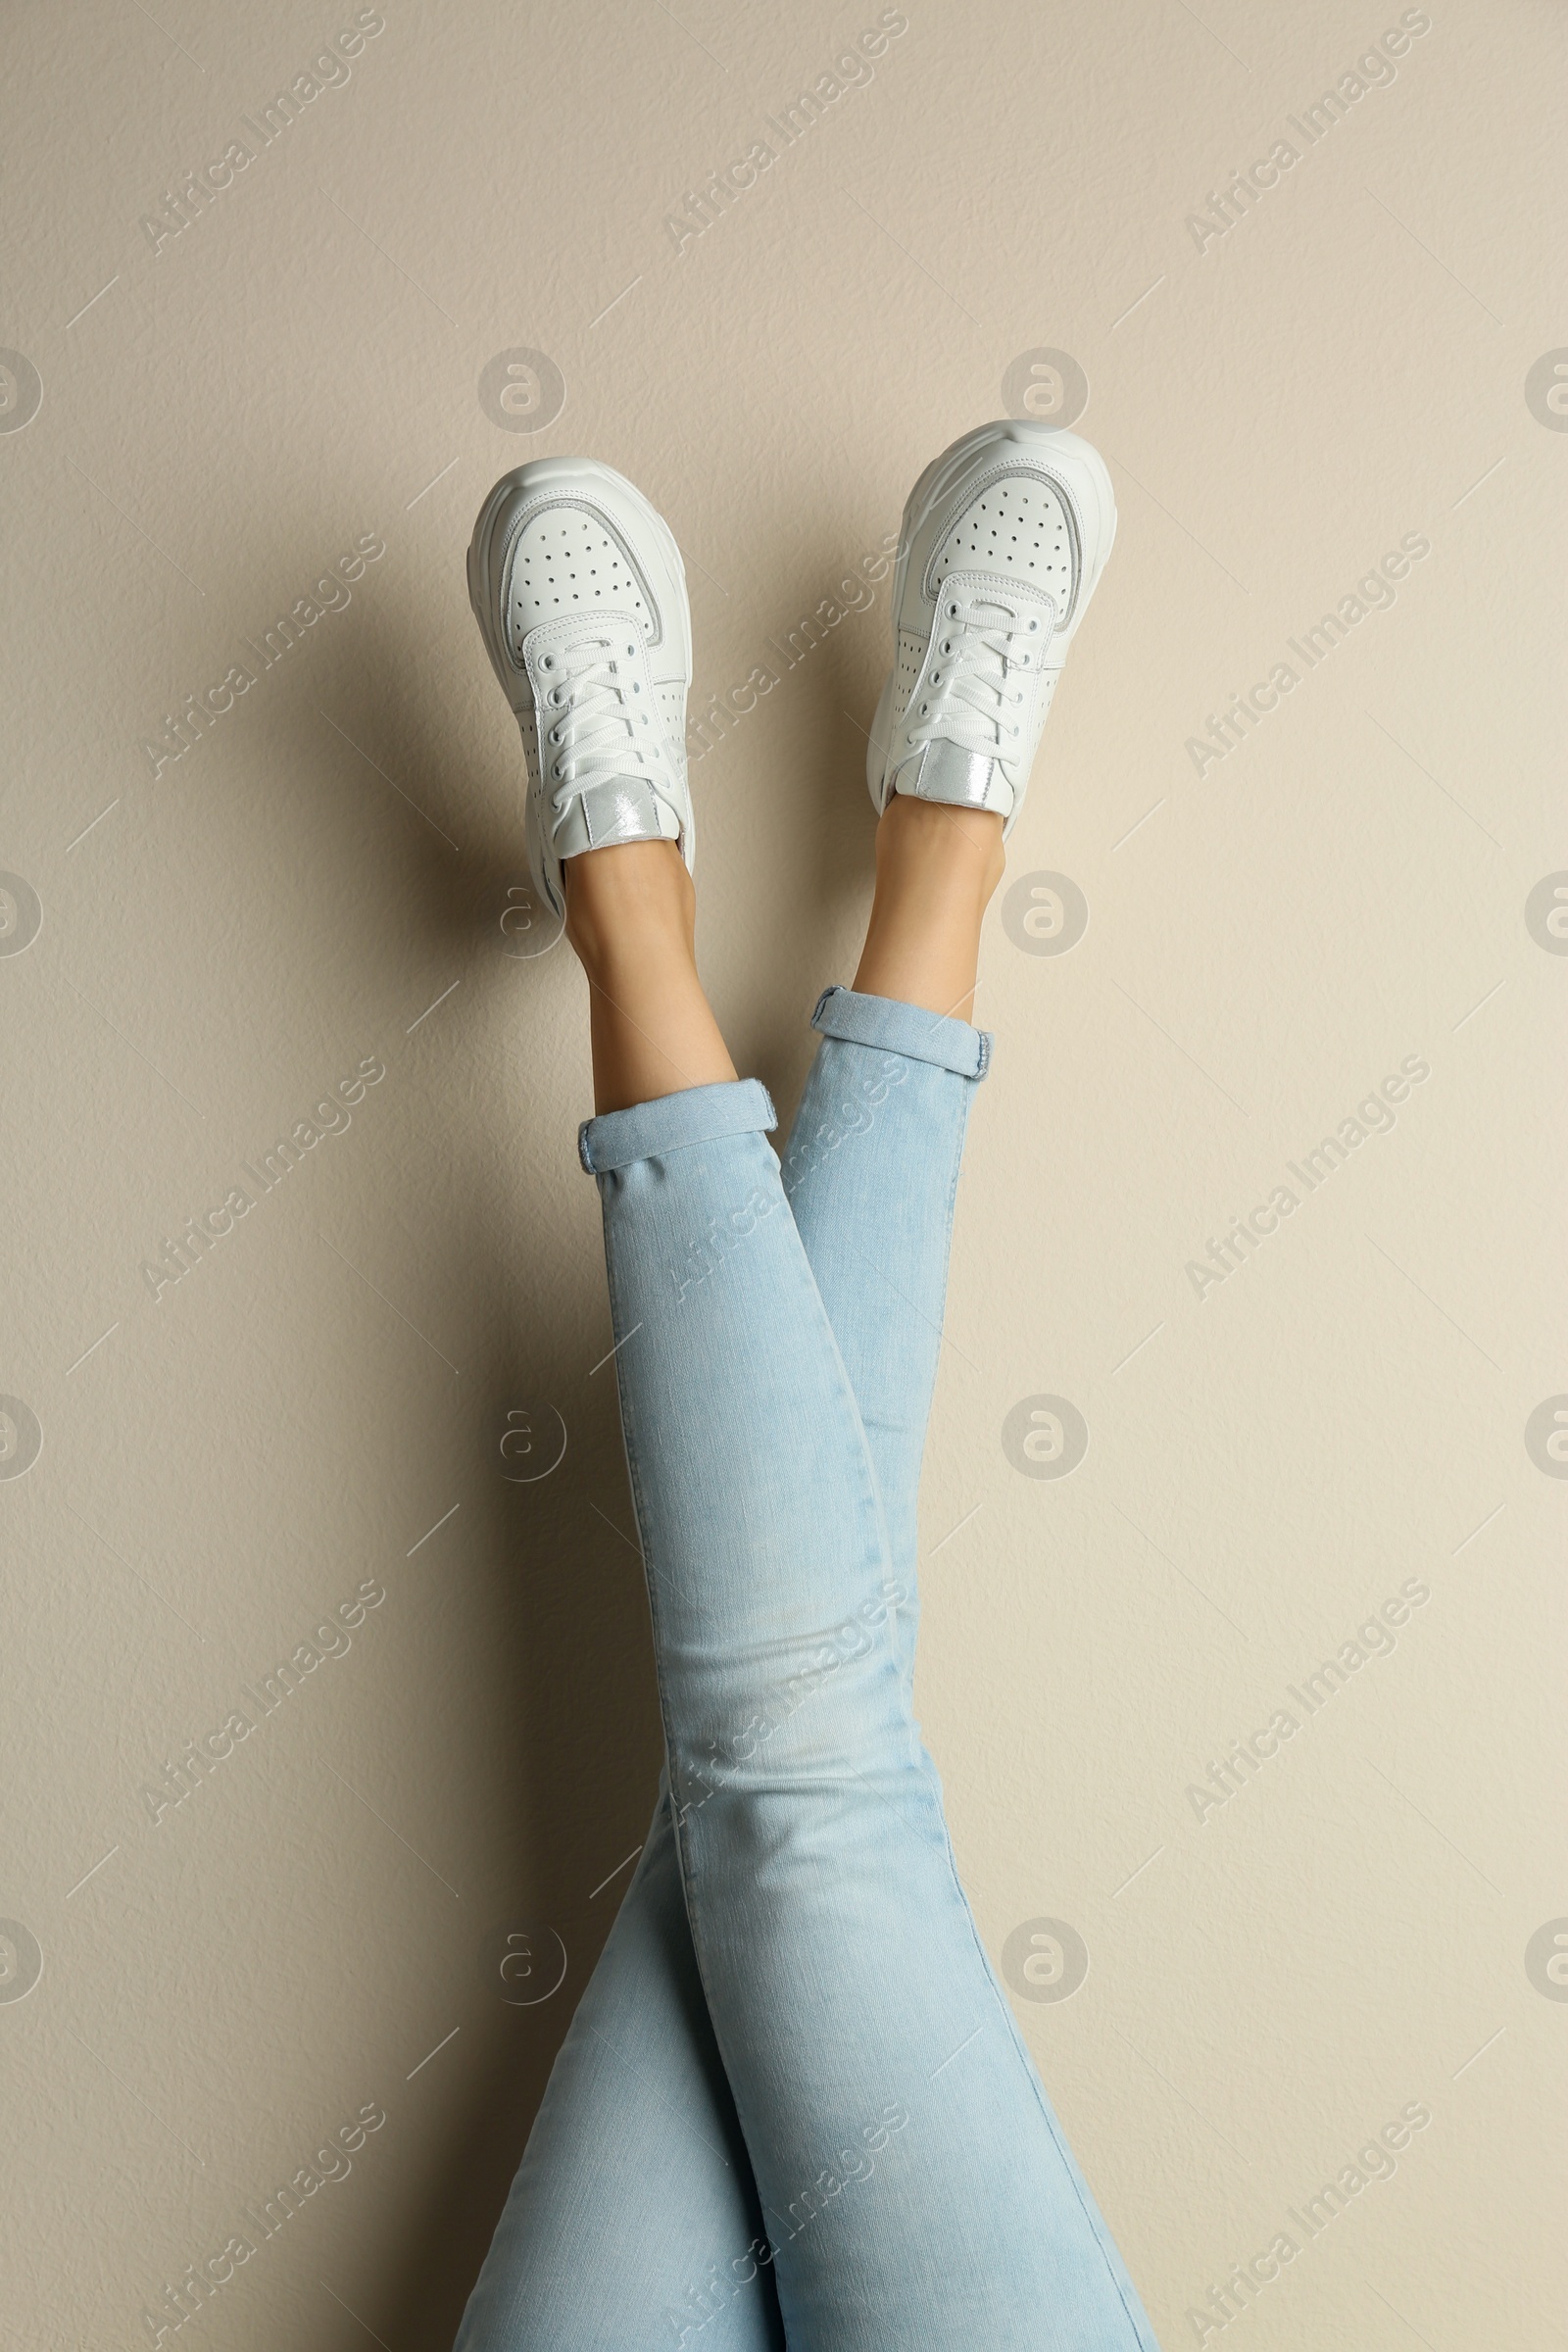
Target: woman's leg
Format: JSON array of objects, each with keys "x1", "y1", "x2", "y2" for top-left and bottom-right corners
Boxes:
[
  {"x1": 564, "y1": 836, "x2": 1159, "y2": 2349},
  {"x1": 782, "y1": 796, "x2": 1003, "y2": 1686},
  {"x1": 563, "y1": 838, "x2": 738, "y2": 1115},
  {"x1": 454, "y1": 850, "x2": 787, "y2": 2352}
]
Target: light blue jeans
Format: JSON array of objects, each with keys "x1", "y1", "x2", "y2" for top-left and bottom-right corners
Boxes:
[{"x1": 456, "y1": 987, "x2": 1160, "y2": 2350}]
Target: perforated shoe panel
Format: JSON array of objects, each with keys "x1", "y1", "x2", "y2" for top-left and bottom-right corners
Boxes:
[
  {"x1": 517, "y1": 707, "x2": 540, "y2": 791},
  {"x1": 655, "y1": 678, "x2": 687, "y2": 778},
  {"x1": 894, "y1": 627, "x2": 926, "y2": 722},
  {"x1": 505, "y1": 501, "x2": 655, "y2": 657},
  {"x1": 927, "y1": 471, "x2": 1076, "y2": 619}
]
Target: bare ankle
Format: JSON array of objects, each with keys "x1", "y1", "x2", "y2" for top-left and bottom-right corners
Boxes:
[
  {"x1": 564, "y1": 840, "x2": 696, "y2": 975},
  {"x1": 847, "y1": 796, "x2": 1006, "y2": 1019},
  {"x1": 876, "y1": 794, "x2": 1005, "y2": 906}
]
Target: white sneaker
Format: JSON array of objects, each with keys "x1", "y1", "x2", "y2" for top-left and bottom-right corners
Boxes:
[
  {"x1": 467, "y1": 458, "x2": 694, "y2": 918},
  {"x1": 865, "y1": 420, "x2": 1117, "y2": 835}
]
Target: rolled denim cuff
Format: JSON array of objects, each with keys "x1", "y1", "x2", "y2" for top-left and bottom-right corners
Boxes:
[
  {"x1": 809, "y1": 984, "x2": 991, "y2": 1080},
  {"x1": 578, "y1": 1077, "x2": 778, "y2": 1174}
]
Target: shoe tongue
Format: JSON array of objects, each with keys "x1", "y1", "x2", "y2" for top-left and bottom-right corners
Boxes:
[{"x1": 894, "y1": 740, "x2": 999, "y2": 808}]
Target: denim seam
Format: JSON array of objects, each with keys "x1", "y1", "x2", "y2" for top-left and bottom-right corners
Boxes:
[{"x1": 892, "y1": 1077, "x2": 974, "y2": 1688}]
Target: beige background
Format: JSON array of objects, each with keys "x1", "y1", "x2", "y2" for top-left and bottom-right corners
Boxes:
[{"x1": 2, "y1": 1, "x2": 1563, "y2": 2344}]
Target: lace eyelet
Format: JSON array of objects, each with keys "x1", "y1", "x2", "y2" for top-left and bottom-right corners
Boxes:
[
  {"x1": 947, "y1": 603, "x2": 959, "y2": 617},
  {"x1": 542, "y1": 655, "x2": 554, "y2": 668},
  {"x1": 1028, "y1": 619, "x2": 1039, "y2": 632}
]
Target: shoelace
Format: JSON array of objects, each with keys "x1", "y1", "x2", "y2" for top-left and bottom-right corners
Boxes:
[
  {"x1": 906, "y1": 589, "x2": 1053, "y2": 760},
  {"x1": 536, "y1": 631, "x2": 662, "y2": 815}
]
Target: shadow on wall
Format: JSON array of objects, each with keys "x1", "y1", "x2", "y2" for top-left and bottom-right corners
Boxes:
[{"x1": 285, "y1": 607, "x2": 661, "y2": 2343}]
